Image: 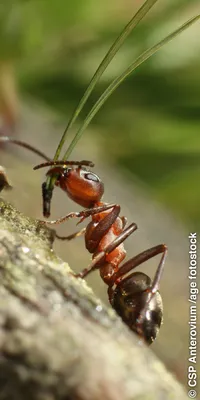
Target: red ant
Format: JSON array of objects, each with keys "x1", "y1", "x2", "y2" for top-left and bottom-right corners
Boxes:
[
  {"x1": 0, "y1": 5, "x2": 198, "y2": 344},
  {"x1": 0, "y1": 137, "x2": 167, "y2": 345}
]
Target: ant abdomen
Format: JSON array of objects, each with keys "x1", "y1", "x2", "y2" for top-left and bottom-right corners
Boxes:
[{"x1": 111, "y1": 272, "x2": 163, "y2": 344}]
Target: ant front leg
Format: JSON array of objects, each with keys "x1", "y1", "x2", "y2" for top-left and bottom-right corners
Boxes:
[
  {"x1": 55, "y1": 227, "x2": 86, "y2": 241},
  {"x1": 38, "y1": 203, "x2": 116, "y2": 226}
]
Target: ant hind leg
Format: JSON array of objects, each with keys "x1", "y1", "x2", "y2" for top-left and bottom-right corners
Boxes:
[{"x1": 112, "y1": 244, "x2": 167, "y2": 334}]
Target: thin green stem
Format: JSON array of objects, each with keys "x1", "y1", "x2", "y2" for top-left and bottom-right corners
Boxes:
[
  {"x1": 63, "y1": 15, "x2": 200, "y2": 160},
  {"x1": 46, "y1": 0, "x2": 158, "y2": 191},
  {"x1": 53, "y1": 0, "x2": 158, "y2": 162}
]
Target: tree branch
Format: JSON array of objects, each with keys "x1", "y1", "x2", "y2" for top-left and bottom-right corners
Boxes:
[{"x1": 0, "y1": 198, "x2": 187, "y2": 400}]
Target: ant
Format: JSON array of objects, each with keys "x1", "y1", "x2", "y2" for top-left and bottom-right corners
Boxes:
[
  {"x1": 0, "y1": 3, "x2": 198, "y2": 344},
  {"x1": 0, "y1": 136, "x2": 167, "y2": 345},
  {"x1": 0, "y1": 8, "x2": 197, "y2": 343}
]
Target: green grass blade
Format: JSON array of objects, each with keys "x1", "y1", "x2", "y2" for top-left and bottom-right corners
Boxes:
[
  {"x1": 53, "y1": 0, "x2": 158, "y2": 162},
  {"x1": 63, "y1": 15, "x2": 200, "y2": 160}
]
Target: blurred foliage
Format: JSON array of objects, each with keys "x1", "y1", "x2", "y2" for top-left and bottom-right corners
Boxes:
[{"x1": 0, "y1": 0, "x2": 200, "y2": 228}]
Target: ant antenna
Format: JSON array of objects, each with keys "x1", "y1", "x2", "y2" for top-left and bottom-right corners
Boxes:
[
  {"x1": 33, "y1": 160, "x2": 94, "y2": 171},
  {"x1": 0, "y1": 136, "x2": 52, "y2": 217},
  {"x1": 0, "y1": 137, "x2": 51, "y2": 161}
]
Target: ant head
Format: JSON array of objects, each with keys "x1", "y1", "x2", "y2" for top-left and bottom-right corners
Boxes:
[
  {"x1": 112, "y1": 272, "x2": 163, "y2": 345},
  {"x1": 46, "y1": 165, "x2": 104, "y2": 208},
  {"x1": 34, "y1": 159, "x2": 101, "y2": 214}
]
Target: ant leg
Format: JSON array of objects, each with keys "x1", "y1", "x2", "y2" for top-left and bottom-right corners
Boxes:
[
  {"x1": 114, "y1": 244, "x2": 167, "y2": 335},
  {"x1": 85, "y1": 205, "x2": 121, "y2": 253},
  {"x1": 151, "y1": 245, "x2": 167, "y2": 293},
  {"x1": 55, "y1": 227, "x2": 86, "y2": 241},
  {"x1": 137, "y1": 247, "x2": 167, "y2": 335},
  {"x1": 0, "y1": 137, "x2": 51, "y2": 161},
  {"x1": 38, "y1": 203, "x2": 116, "y2": 225},
  {"x1": 75, "y1": 222, "x2": 138, "y2": 279},
  {"x1": 108, "y1": 244, "x2": 167, "y2": 337},
  {"x1": 111, "y1": 245, "x2": 167, "y2": 329},
  {"x1": 114, "y1": 244, "x2": 167, "y2": 284},
  {"x1": 54, "y1": 205, "x2": 121, "y2": 244}
]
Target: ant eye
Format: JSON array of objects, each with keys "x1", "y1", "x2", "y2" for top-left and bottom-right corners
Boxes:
[
  {"x1": 81, "y1": 168, "x2": 100, "y2": 182},
  {"x1": 82, "y1": 171, "x2": 100, "y2": 182}
]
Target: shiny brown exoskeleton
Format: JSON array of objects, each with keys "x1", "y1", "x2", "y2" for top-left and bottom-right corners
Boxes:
[
  {"x1": 0, "y1": 137, "x2": 167, "y2": 344},
  {"x1": 34, "y1": 159, "x2": 167, "y2": 345}
]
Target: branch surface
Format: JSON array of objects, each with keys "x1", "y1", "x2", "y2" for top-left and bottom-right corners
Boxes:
[{"x1": 0, "y1": 198, "x2": 187, "y2": 400}]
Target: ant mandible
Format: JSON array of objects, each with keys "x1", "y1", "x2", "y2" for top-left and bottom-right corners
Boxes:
[
  {"x1": 0, "y1": 137, "x2": 167, "y2": 344},
  {"x1": 34, "y1": 157, "x2": 167, "y2": 345}
]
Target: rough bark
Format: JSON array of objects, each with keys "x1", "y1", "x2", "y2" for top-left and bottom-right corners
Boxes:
[{"x1": 0, "y1": 197, "x2": 188, "y2": 400}]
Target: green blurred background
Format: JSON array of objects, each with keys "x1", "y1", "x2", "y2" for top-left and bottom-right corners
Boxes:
[
  {"x1": 0, "y1": 0, "x2": 199, "y2": 390},
  {"x1": 0, "y1": 0, "x2": 200, "y2": 228}
]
